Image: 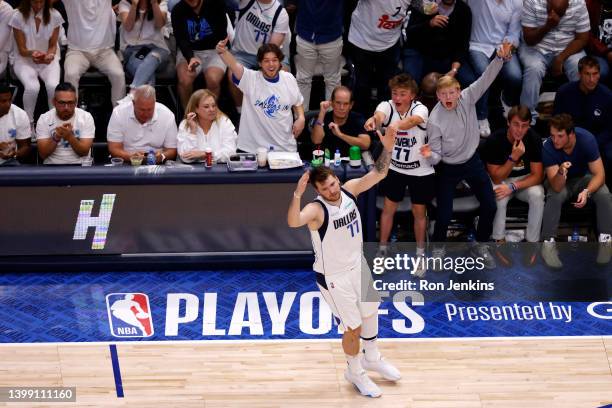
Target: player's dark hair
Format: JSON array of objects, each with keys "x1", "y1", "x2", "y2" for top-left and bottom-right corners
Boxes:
[
  {"x1": 549, "y1": 113, "x2": 575, "y2": 135},
  {"x1": 256, "y1": 43, "x2": 284, "y2": 63},
  {"x1": 507, "y1": 105, "x2": 532, "y2": 123},
  {"x1": 0, "y1": 82, "x2": 12, "y2": 95},
  {"x1": 331, "y1": 86, "x2": 353, "y2": 103},
  {"x1": 309, "y1": 166, "x2": 337, "y2": 188},
  {"x1": 388, "y1": 73, "x2": 418, "y2": 95},
  {"x1": 55, "y1": 82, "x2": 77, "y2": 94},
  {"x1": 578, "y1": 55, "x2": 600, "y2": 73}
]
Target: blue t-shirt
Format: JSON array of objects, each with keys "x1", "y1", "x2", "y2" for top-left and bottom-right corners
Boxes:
[{"x1": 542, "y1": 127, "x2": 600, "y2": 178}]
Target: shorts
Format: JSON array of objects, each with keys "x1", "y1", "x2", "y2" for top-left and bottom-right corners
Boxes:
[
  {"x1": 315, "y1": 256, "x2": 380, "y2": 331},
  {"x1": 233, "y1": 49, "x2": 291, "y2": 70},
  {"x1": 381, "y1": 170, "x2": 435, "y2": 205},
  {"x1": 176, "y1": 49, "x2": 226, "y2": 74}
]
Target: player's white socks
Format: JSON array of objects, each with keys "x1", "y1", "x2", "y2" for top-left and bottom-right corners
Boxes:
[
  {"x1": 346, "y1": 354, "x2": 364, "y2": 374},
  {"x1": 361, "y1": 313, "x2": 381, "y2": 362},
  {"x1": 416, "y1": 246, "x2": 425, "y2": 256}
]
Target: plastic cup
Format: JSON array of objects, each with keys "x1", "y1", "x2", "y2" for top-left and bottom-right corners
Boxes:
[
  {"x1": 423, "y1": 0, "x2": 437, "y2": 15},
  {"x1": 81, "y1": 157, "x2": 93, "y2": 167},
  {"x1": 111, "y1": 157, "x2": 124, "y2": 166},
  {"x1": 257, "y1": 147, "x2": 268, "y2": 167},
  {"x1": 130, "y1": 154, "x2": 143, "y2": 166}
]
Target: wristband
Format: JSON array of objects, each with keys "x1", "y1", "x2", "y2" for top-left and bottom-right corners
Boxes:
[
  {"x1": 314, "y1": 120, "x2": 324, "y2": 127},
  {"x1": 509, "y1": 182, "x2": 517, "y2": 192},
  {"x1": 507, "y1": 155, "x2": 517, "y2": 163},
  {"x1": 293, "y1": 192, "x2": 302, "y2": 199},
  {"x1": 583, "y1": 188, "x2": 591, "y2": 198}
]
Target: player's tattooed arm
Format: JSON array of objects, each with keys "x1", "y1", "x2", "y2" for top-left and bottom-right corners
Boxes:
[{"x1": 375, "y1": 145, "x2": 392, "y2": 176}]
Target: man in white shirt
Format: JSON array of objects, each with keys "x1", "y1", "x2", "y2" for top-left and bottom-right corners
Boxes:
[
  {"x1": 216, "y1": 40, "x2": 305, "y2": 153},
  {"x1": 36, "y1": 83, "x2": 95, "y2": 165},
  {"x1": 228, "y1": 0, "x2": 290, "y2": 109},
  {"x1": 520, "y1": 0, "x2": 590, "y2": 120},
  {"x1": 55, "y1": 0, "x2": 126, "y2": 106},
  {"x1": 107, "y1": 85, "x2": 178, "y2": 163},
  {"x1": 0, "y1": 83, "x2": 31, "y2": 165}
]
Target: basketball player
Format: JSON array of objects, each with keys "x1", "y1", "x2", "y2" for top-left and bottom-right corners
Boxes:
[{"x1": 287, "y1": 128, "x2": 399, "y2": 398}]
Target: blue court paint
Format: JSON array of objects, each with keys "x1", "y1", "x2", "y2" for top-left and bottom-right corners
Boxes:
[
  {"x1": 0, "y1": 269, "x2": 609, "y2": 343},
  {"x1": 109, "y1": 344, "x2": 124, "y2": 398}
]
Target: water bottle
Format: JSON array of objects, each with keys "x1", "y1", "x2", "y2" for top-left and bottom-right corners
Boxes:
[
  {"x1": 324, "y1": 148, "x2": 331, "y2": 167},
  {"x1": 334, "y1": 148, "x2": 341, "y2": 166},
  {"x1": 466, "y1": 230, "x2": 476, "y2": 242},
  {"x1": 570, "y1": 227, "x2": 580, "y2": 249},
  {"x1": 146, "y1": 149, "x2": 155, "y2": 165}
]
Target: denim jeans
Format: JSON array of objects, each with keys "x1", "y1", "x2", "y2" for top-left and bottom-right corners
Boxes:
[
  {"x1": 465, "y1": 49, "x2": 523, "y2": 120},
  {"x1": 123, "y1": 44, "x2": 170, "y2": 87},
  {"x1": 402, "y1": 48, "x2": 471, "y2": 86},
  {"x1": 519, "y1": 45, "x2": 585, "y2": 117},
  {"x1": 433, "y1": 154, "x2": 497, "y2": 242}
]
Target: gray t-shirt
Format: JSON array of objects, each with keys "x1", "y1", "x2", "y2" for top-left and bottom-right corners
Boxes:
[{"x1": 426, "y1": 57, "x2": 503, "y2": 165}]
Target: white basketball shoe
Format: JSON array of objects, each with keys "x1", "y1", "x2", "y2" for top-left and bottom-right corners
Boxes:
[
  {"x1": 344, "y1": 369, "x2": 382, "y2": 398},
  {"x1": 361, "y1": 355, "x2": 401, "y2": 381}
]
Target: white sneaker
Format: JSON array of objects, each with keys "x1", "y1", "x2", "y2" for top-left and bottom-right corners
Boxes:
[
  {"x1": 478, "y1": 119, "x2": 491, "y2": 137},
  {"x1": 413, "y1": 253, "x2": 427, "y2": 278},
  {"x1": 541, "y1": 239, "x2": 563, "y2": 269},
  {"x1": 117, "y1": 93, "x2": 134, "y2": 105},
  {"x1": 597, "y1": 233, "x2": 611, "y2": 265},
  {"x1": 361, "y1": 356, "x2": 401, "y2": 381},
  {"x1": 344, "y1": 369, "x2": 382, "y2": 398}
]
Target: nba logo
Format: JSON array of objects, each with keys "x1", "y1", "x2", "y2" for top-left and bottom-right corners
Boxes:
[{"x1": 106, "y1": 293, "x2": 154, "y2": 338}]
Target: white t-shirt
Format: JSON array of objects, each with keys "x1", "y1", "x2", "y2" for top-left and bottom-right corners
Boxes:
[
  {"x1": 62, "y1": 0, "x2": 116, "y2": 51},
  {"x1": 107, "y1": 101, "x2": 178, "y2": 152},
  {"x1": 232, "y1": 0, "x2": 289, "y2": 55},
  {"x1": 0, "y1": 2, "x2": 14, "y2": 53},
  {"x1": 36, "y1": 108, "x2": 95, "y2": 165},
  {"x1": 348, "y1": 0, "x2": 411, "y2": 52},
  {"x1": 177, "y1": 116, "x2": 237, "y2": 163},
  {"x1": 376, "y1": 99, "x2": 432, "y2": 176},
  {"x1": 118, "y1": 0, "x2": 169, "y2": 51},
  {"x1": 0, "y1": 104, "x2": 30, "y2": 165},
  {"x1": 236, "y1": 68, "x2": 303, "y2": 153},
  {"x1": 9, "y1": 9, "x2": 63, "y2": 62}
]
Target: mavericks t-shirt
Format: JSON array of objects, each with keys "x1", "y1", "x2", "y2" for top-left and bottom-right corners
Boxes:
[{"x1": 237, "y1": 68, "x2": 303, "y2": 153}]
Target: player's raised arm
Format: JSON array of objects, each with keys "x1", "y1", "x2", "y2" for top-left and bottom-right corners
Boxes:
[
  {"x1": 288, "y1": 171, "x2": 322, "y2": 228},
  {"x1": 343, "y1": 127, "x2": 396, "y2": 197}
]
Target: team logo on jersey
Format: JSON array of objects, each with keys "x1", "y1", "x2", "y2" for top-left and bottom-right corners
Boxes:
[
  {"x1": 106, "y1": 293, "x2": 154, "y2": 337},
  {"x1": 255, "y1": 95, "x2": 285, "y2": 118}
]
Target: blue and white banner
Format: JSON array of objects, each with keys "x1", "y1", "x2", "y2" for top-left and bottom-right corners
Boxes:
[{"x1": 0, "y1": 269, "x2": 610, "y2": 343}]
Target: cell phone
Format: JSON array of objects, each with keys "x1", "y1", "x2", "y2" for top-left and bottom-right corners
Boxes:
[{"x1": 135, "y1": 46, "x2": 152, "y2": 60}]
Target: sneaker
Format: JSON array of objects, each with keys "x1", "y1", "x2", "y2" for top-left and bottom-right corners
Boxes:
[
  {"x1": 412, "y1": 253, "x2": 427, "y2": 278},
  {"x1": 478, "y1": 119, "x2": 491, "y2": 137},
  {"x1": 361, "y1": 355, "x2": 401, "y2": 381},
  {"x1": 493, "y1": 240, "x2": 513, "y2": 267},
  {"x1": 500, "y1": 92, "x2": 511, "y2": 119},
  {"x1": 541, "y1": 239, "x2": 563, "y2": 269},
  {"x1": 470, "y1": 243, "x2": 497, "y2": 269},
  {"x1": 344, "y1": 369, "x2": 382, "y2": 398},
  {"x1": 597, "y1": 234, "x2": 611, "y2": 265},
  {"x1": 431, "y1": 246, "x2": 446, "y2": 272},
  {"x1": 117, "y1": 93, "x2": 134, "y2": 106}
]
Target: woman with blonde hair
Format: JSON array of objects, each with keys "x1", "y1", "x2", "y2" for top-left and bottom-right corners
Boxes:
[{"x1": 177, "y1": 89, "x2": 237, "y2": 163}]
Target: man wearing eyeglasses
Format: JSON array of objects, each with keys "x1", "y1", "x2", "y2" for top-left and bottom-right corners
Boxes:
[{"x1": 36, "y1": 82, "x2": 95, "y2": 165}]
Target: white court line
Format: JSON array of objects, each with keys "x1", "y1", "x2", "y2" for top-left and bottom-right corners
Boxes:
[{"x1": 1, "y1": 335, "x2": 611, "y2": 347}]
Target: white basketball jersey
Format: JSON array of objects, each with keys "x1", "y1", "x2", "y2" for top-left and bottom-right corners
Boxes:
[
  {"x1": 311, "y1": 188, "x2": 363, "y2": 274},
  {"x1": 378, "y1": 100, "x2": 433, "y2": 176}
]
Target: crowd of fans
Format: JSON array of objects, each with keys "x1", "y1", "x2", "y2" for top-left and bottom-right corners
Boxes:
[{"x1": 0, "y1": 0, "x2": 610, "y2": 269}]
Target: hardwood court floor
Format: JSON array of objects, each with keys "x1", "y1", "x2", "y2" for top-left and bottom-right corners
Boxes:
[{"x1": 0, "y1": 337, "x2": 611, "y2": 408}]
